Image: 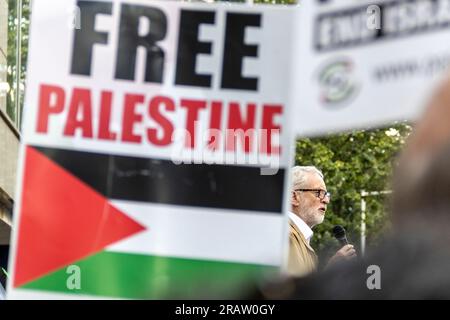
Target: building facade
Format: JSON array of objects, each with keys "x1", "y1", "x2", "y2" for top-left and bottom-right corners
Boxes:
[{"x1": 1, "y1": 0, "x2": 21, "y2": 284}]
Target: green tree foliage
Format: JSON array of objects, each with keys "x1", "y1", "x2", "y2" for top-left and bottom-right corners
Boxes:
[
  {"x1": 7, "y1": 0, "x2": 30, "y2": 124},
  {"x1": 295, "y1": 123, "x2": 412, "y2": 260}
]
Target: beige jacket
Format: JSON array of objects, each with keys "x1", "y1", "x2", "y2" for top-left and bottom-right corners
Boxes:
[{"x1": 287, "y1": 219, "x2": 318, "y2": 277}]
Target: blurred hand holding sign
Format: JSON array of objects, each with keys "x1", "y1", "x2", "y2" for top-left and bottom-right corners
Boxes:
[
  {"x1": 7, "y1": 0, "x2": 298, "y2": 299},
  {"x1": 295, "y1": 0, "x2": 450, "y2": 136}
]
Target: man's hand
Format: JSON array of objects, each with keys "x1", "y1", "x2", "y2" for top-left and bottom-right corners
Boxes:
[{"x1": 326, "y1": 244, "x2": 357, "y2": 268}]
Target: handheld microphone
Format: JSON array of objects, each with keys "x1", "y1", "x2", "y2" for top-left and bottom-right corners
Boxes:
[{"x1": 332, "y1": 225, "x2": 349, "y2": 247}]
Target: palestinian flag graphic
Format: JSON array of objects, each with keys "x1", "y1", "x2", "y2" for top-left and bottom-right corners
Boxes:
[{"x1": 11, "y1": 146, "x2": 285, "y2": 299}]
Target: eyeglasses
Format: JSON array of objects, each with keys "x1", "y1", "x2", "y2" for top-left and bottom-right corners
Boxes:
[{"x1": 295, "y1": 189, "x2": 331, "y2": 200}]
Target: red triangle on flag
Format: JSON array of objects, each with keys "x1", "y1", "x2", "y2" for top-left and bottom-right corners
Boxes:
[{"x1": 13, "y1": 146, "x2": 146, "y2": 288}]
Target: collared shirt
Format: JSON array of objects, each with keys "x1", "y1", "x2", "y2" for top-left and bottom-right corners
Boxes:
[{"x1": 288, "y1": 211, "x2": 313, "y2": 244}]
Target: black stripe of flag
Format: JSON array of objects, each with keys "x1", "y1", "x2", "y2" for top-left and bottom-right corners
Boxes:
[{"x1": 33, "y1": 146, "x2": 285, "y2": 213}]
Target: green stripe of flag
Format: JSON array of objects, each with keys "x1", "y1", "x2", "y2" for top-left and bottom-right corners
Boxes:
[{"x1": 22, "y1": 251, "x2": 277, "y2": 299}]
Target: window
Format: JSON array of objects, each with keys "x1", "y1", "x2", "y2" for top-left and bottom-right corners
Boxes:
[
  {"x1": 0, "y1": 1, "x2": 7, "y2": 116},
  {"x1": 4, "y1": 0, "x2": 29, "y2": 129}
]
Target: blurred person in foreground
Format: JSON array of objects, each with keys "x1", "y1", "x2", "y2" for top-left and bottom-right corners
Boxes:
[
  {"x1": 250, "y1": 76, "x2": 450, "y2": 299},
  {"x1": 287, "y1": 166, "x2": 356, "y2": 277}
]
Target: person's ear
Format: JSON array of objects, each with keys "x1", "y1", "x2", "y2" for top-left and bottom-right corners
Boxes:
[{"x1": 291, "y1": 190, "x2": 300, "y2": 206}]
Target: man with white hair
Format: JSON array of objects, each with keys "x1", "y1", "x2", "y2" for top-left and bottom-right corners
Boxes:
[{"x1": 287, "y1": 166, "x2": 356, "y2": 277}]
